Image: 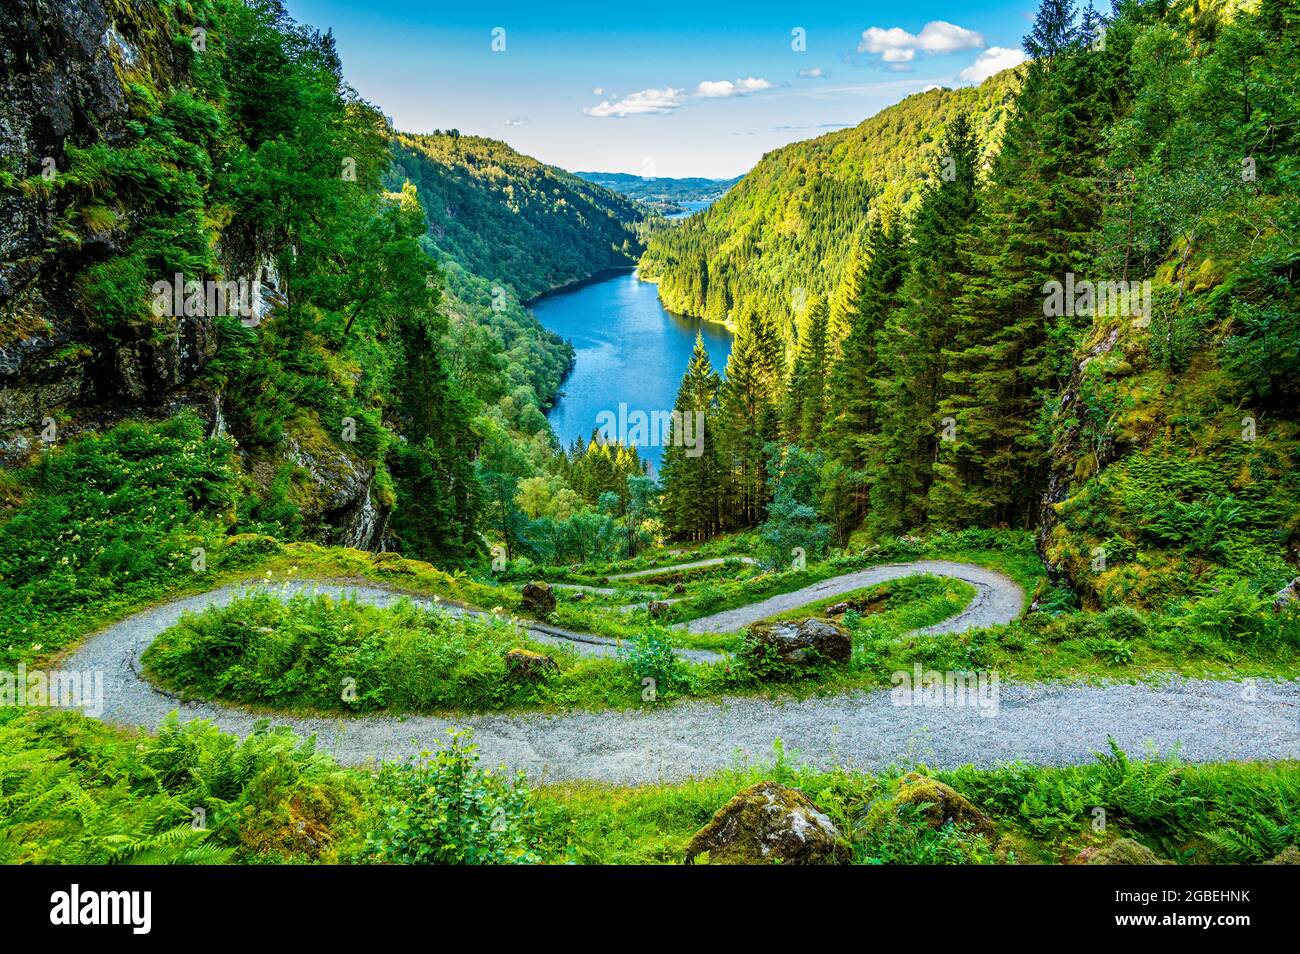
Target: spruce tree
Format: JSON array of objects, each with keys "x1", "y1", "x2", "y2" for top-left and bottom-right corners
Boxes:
[
  {"x1": 660, "y1": 333, "x2": 725, "y2": 539},
  {"x1": 929, "y1": 7, "x2": 1113, "y2": 528},
  {"x1": 824, "y1": 218, "x2": 905, "y2": 470},
  {"x1": 871, "y1": 113, "x2": 982, "y2": 533},
  {"x1": 719, "y1": 304, "x2": 784, "y2": 526},
  {"x1": 782, "y1": 294, "x2": 830, "y2": 445}
]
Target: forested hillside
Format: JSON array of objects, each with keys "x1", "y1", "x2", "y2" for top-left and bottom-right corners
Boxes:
[
  {"x1": 383, "y1": 133, "x2": 646, "y2": 437},
  {"x1": 638, "y1": 69, "x2": 1021, "y2": 330},
  {"x1": 659, "y1": 0, "x2": 1299, "y2": 622},
  {"x1": 390, "y1": 133, "x2": 643, "y2": 301}
]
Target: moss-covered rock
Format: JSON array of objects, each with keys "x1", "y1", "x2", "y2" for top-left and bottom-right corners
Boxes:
[
  {"x1": 1081, "y1": 837, "x2": 1172, "y2": 865},
  {"x1": 1273, "y1": 577, "x2": 1300, "y2": 611},
  {"x1": 743, "y1": 617, "x2": 851, "y2": 665},
  {"x1": 684, "y1": 781, "x2": 850, "y2": 865},
  {"x1": 503, "y1": 648, "x2": 557, "y2": 679},
  {"x1": 520, "y1": 581, "x2": 556, "y2": 616},
  {"x1": 859, "y1": 772, "x2": 995, "y2": 838},
  {"x1": 1265, "y1": 845, "x2": 1300, "y2": 865}
]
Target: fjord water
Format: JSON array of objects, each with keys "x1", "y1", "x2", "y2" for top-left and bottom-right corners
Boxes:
[{"x1": 533, "y1": 269, "x2": 733, "y2": 472}]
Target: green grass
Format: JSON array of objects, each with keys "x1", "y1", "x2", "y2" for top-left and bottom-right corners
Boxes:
[
  {"x1": 531, "y1": 739, "x2": 1300, "y2": 865},
  {"x1": 142, "y1": 586, "x2": 656, "y2": 715},
  {"x1": 5, "y1": 707, "x2": 1296, "y2": 866}
]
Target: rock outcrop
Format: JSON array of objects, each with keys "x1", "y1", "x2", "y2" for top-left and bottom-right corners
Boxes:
[
  {"x1": 520, "y1": 581, "x2": 557, "y2": 616},
  {"x1": 859, "y1": 773, "x2": 995, "y2": 839},
  {"x1": 1080, "y1": 837, "x2": 1171, "y2": 865},
  {"x1": 743, "y1": 617, "x2": 851, "y2": 665},
  {"x1": 684, "y1": 781, "x2": 849, "y2": 865},
  {"x1": 1273, "y1": 577, "x2": 1300, "y2": 611}
]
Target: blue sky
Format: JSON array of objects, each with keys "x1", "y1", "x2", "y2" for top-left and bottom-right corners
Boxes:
[{"x1": 286, "y1": 1, "x2": 1038, "y2": 178}]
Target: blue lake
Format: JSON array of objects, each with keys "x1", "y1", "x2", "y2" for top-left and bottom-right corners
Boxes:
[{"x1": 532, "y1": 269, "x2": 732, "y2": 472}]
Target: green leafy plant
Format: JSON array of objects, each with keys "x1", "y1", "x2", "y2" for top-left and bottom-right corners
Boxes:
[{"x1": 362, "y1": 731, "x2": 542, "y2": 865}]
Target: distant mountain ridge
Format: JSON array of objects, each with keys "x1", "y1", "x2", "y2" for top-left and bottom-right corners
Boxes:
[{"x1": 574, "y1": 171, "x2": 743, "y2": 214}]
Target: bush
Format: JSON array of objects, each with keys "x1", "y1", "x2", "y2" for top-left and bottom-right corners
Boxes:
[
  {"x1": 1182, "y1": 580, "x2": 1280, "y2": 645},
  {"x1": 1095, "y1": 605, "x2": 1149, "y2": 641},
  {"x1": 0, "y1": 710, "x2": 359, "y2": 864},
  {"x1": 618, "y1": 629, "x2": 684, "y2": 700},
  {"x1": 362, "y1": 731, "x2": 541, "y2": 864}
]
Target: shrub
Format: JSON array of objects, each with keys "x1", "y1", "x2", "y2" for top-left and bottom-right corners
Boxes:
[
  {"x1": 362, "y1": 731, "x2": 542, "y2": 864},
  {"x1": 1182, "y1": 580, "x2": 1275, "y2": 644},
  {"x1": 618, "y1": 629, "x2": 683, "y2": 700},
  {"x1": 143, "y1": 588, "x2": 568, "y2": 713},
  {"x1": 0, "y1": 710, "x2": 359, "y2": 864},
  {"x1": 1095, "y1": 605, "x2": 1149, "y2": 641}
]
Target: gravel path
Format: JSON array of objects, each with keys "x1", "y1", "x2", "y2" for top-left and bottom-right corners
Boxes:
[
  {"x1": 684, "y1": 559, "x2": 1024, "y2": 634},
  {"x1": 58, "y1": 570, "x2": 1300, "y2": 783},
  {"x1": 607, "y1": 556, "x2": 757, "y2": 580}
]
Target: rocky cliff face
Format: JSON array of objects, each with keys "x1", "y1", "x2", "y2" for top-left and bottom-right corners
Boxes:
[
  {"x1": 0, "y1": 0, "x2": 383, "y2": 549},
  {"x1": 0, "y1": 0, "x2": 215, "y2": 462}
]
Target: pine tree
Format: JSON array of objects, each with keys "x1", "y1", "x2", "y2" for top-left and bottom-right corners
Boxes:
[
  {"x1": 871, "y1": 113, "x2": 982, "y2": 533},
  {"x1": 782, "y1": 294, "x2": 830, "y2": 445},
  {"x1": 824, "y1": 218, "x2": 905, "y2": 469},
  {"x1": 719, "y1": 304, "x2": 785, "y2": 526},
  {"x1": 1024, "y1": 0, "x2": 1080, "y2": 59},
  {"x1": 929, "y1": 12, "x2": 1113, "y2": 528},
  {"x1": 660, "y1": 334, "x2": 725, "y2": 539}
]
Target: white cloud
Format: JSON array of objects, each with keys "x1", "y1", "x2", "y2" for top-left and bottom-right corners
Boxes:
[
  {"x1": 585, "y1": 86, "x2": 684, "y2": 117},
  {"x1": 858, "y1": 21, "x2": 985, "y2": 64},
  {"x1": 694, "y1": 77, "x2": 773, "y2": 98},
  {"x1": 502, "y1": 118, "x2": 529, "y2": 127},
  {"x1": 917, "y1": 21, "x2": 985, "y2": 53},
  {"x1": 592, "y1": 87, "x2": 605, "y2": 96},
  {"x1": 957, "y1": 46, "x2": 1027, "y2": 84},
  {"x1": 585, "y1": 76, "x2": 773, "y2": 117},
  {"x1": 859, "y1": 26, "x2": 919, "y2": 62},
  {"x1": 796, "y1": 66, "x2": 828, "y2": 78}
]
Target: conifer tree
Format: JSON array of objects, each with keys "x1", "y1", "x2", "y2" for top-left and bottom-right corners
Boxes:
[
  {"x1": 782, "y1": 294, "x2": 830, "y2": 445},
  {"x1": 660, "y1": 334, "x2": 726, "y2": 539},
  {"x1": 824, "y1": 218, "x2": 905, "y2": 472},
  {"x1": 871, "y1": 113, "x2": 982, "y2": 533},
  {"x1": 929, "y1": 2, "x2": 1112, "y2": 528},
  {"x1": 719, "y1": 304, "x2": 785, "y2": 526}
]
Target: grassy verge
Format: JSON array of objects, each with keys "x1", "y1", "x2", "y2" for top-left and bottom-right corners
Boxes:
[
  {"x1": 533, "y1": 741, "x2": 1300, "y2": 865},
  {"x1": 4, "y1": 708, "x2": 1296, "y2": 866}
]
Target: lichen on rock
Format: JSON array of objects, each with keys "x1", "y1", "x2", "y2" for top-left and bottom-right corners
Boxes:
[
  {"x1": 743, "y1": 617, "x2": 851, "y2": 666},
  {"x1": 683, "y1": 781, "x2": 850, "y2": 865},
  {"x1": 1080, "y1": 837, "x2": 1172, "y2": 865},
  {"x1": 859, "y1": 772, "x2": 995, "y2": 838}
]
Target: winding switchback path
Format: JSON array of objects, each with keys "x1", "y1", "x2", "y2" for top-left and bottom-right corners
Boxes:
[
  {"x1": 683, "y1": 560, "x2": 1022, "y2": 635},
  {"x1": 59, "y1": 568, "x2": 1300, "y2": 783}
]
